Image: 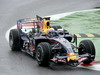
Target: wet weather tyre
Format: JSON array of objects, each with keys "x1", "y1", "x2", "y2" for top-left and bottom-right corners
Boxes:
[
  {"x1": 78, "y1": 40, "x2": 95, "y2": 64},
  {"x1": 36, "y1": 42, "x2": 51, "y2": 66},
  {"x1": 9, "y1": 29, "x2": 22, "y2": 51}
]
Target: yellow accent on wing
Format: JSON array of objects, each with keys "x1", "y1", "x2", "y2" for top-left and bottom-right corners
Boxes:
[{"x1": 67, "y1": 53, "x2": 77, "y2": 62}]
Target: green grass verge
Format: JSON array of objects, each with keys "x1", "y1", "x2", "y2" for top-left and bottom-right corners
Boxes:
[{"x1": 51, "y1": 10, "x2": 100, "y2": 61}]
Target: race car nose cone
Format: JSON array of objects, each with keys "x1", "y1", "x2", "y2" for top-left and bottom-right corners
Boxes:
[{"x1": 67, "y1": 53, "x2": 77, "y2": 62}]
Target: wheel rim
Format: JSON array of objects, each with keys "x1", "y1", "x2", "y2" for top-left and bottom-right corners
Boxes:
[
  {"x1": 36, "y1": 47, "x2": 42, "y2": 62},
  {"x1": 79, "y1": 44, "x2": 86, "y2": 54}
]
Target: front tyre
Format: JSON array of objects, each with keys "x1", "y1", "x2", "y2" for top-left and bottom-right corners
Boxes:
[
  {"x1": 36, "y1": 42, "x2": 51, "y2": 66},
  {"x1": 78, "y1": 40, "x2": 95, "y2": 64}
]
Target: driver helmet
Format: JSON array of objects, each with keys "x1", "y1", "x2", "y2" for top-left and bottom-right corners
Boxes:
[
  {"x1": 48, "y1": 28, "x2": 58, "y2": 37},
  {"x1": 48, "y1": 28, "x2": 55, "y2": 32},
  {"x1": 48, "y1": 28, "x2": 55, "y2": 37}
]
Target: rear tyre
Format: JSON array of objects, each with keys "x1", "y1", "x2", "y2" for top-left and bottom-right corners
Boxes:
[
  {"x1": 78, "y1": 40, "x2": 95, "y2": 64},
  {"x1": 9, "y1": 29, "x2": 22, "y2": 51},
  {"x1": 36, "y1": 42, "x2": 51, "y2": 66}
]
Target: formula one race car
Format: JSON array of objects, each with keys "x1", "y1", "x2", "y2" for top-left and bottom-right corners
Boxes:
[{"x1": 9, "y1": 15, "x2": 96, "y2": 67}]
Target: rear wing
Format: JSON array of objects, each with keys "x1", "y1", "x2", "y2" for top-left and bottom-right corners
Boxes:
[
  {"x1": 17, "y1": 18, "x2": 39, "y2": 29},
  {"x1": 17, "y1": 16, "x2": 52, "y2": 34}
]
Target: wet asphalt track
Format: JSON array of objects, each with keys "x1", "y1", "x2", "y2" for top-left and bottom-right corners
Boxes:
[{"x1": 0, "y1": 0, "x2": 100, "y2": 75}]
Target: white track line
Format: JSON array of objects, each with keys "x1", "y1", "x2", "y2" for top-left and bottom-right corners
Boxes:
[
  {"x1": 5, "y1": 9, "x2": 100, "y2": 71},
  {"x1": 47, "y1": 9, "x2": 100, "y2": 20},
  {"x1": 78, "y1": 64, "x2": 100, "y2": 71}
]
